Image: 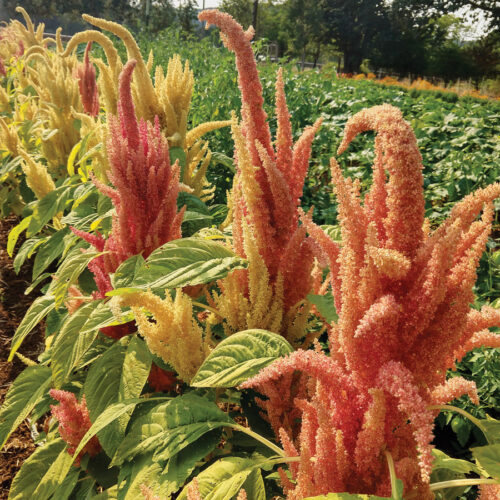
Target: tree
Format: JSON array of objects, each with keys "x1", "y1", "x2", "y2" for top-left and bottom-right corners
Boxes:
[{"x1": 323, "y1": 0, "x2": 389, "y2": 73}]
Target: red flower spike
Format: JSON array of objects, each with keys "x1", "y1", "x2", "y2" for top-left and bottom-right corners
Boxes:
[
  {"x1": 49, "y1": 389, "x2": 101, "y2": 466},
  {"x1": 73, "y1": 60, "x2": 183, "y2": 303},
  {"x1": 76, "y1": 42, "x2": 99, "y2": 117}
]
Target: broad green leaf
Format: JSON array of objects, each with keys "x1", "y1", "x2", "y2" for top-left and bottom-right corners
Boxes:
[
  {"x1": 8, "y1": 439, "x2": 66, "y2": 500},
  {"x1": 51, "y1": 301, "x2": 101, "y2": 387},
  {"x1": 112, "y1": 254, "x2": 146, "y2": 289},
  {"x1": 90, "y1": 486, "x2": 118, "y2": 499},
  {"x1": 109, "y1": 238, "x2": 247, "y2": 294},
  {"x1": 307, "y1": 292, "x2": 338, "y2": 323},
  {"x1": 0, "y1": 365, "x2": 51, "y2": 449},
  {"x1": 162, "y1": 430, "x2": 222, "y2": 496},
  {"x1": 84, "y1": 339, "x2": 129, "y2": 456},
  {"x1": 13, "y1": 236, "x2": 44, "y2": 273},
  {"x1": 211, "y1": 151, "x2": 236, "y2": 173},
  {"x1": 9, "y1": 295, "x2": 55, "y2": 361},
  {"x1": 32, "y1": 227, "x2": 70, "y2": 279},
  {"x1": 48, "y1": 249, "x2": 103, "y2": 308},
  {"x1": 241, "y1": 468, "x2": 266, "y2": 500},
  {"x1": 320, "y1": 224, "x2": 342, "y2": 243},
  {"x1": 178, "y1": 456, "x2": 269, "y2": 500},
  {"x1": 191, "y1": 329, "x2": 293, "y2": 387},
  {"x1": 431, "y1": 449, "x2": 482, "y2": 475},
  {"x1": 7, "y1": 215, "x2": 31, "y2": 257},
  {"x1": 177, "y1": 192, "x2": 211, "y2": 214},
  {"x1": 50, "y1": 399, "x2": 159, "y2": 494},
  {"x1": 182, "y1": 210, "x2": 214, "y2": 237},
  {"x1": 27, "y1": 185, "x2": 71, "y2": 237},
  {"x1": 480, "y1": 415, "x2": 500, "y2": 444},
  {"x1": 84, "y1": 337, "x2": 151, "y2": 456},
  {"x1": 471, "y1": 443, "x2": 500, "y2": 479},
  {"x1": 32, "y1": 443, "x2": 78, "y2": 499},
  {"x1": 117, "y1": 336, "x2": 153, "y2": 435},
  {"x1": 80, "y1": 300, "x2": 133, "y2": 334},
  {"x1": 112, "y1": 393, "x2": 233, "y2": 467}
]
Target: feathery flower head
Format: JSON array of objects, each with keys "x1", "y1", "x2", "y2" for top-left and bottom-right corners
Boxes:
[
  {"x1": 75, "y1": 41, "x2": 99, "y2": 117},
  {"x1": 49, "y1": 389, "x2": 101, "y2": 465},
  {"x1": 73, "y1": 60, "x2": 184, "y2": 299},
  {"x1": 199, "y1": 11, "x2": 321, "y2": 343},
  {"x1": 244, "y1": 104, "x2": 500, "y2": 497}
]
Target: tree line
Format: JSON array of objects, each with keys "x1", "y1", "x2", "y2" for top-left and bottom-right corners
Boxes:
[{"x1": 1, "y1": 0, "x2": 498, "y2": 82}]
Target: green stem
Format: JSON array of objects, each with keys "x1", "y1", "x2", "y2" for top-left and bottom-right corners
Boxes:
[
  {"x1": 430, "y1": 478, "x2": 498, "y2": 491},
  {"x1": 385, "y1": 450, "x2": 398, "y2": 498},
  {"x1": 191, "y1": 301, "x2": 222, "y2": 318},
  {"x1": 428, "y1": 404, "x2": 487, "y2": 436},
  {"x1": 229, "y1": 424, "x2": 285, "y2": 457}
]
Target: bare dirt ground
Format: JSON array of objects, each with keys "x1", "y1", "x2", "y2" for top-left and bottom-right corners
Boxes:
[{"x1": 0, "y1": 215, "x2": 45, "y2": 498}]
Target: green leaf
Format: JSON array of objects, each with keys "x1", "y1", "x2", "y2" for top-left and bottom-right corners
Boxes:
[
  {"x1": 431, "y1": 449, "x2": 482, "y2": 475},
  {"x1": 0, "y1": 365, "x2": 51, "y2": 449},
  {"x1": 109, "y1": 238, "x2": 247, "y2": 294},
  {"x1": 177, "y1": 192, "x2": 211, "y2": 215},
  {"x1": 9, "y1": 295, "x2": 55, "y2": 361},
  {"x1": 51, "y1": 301, "x2": 101, "y2": 388},
  {"x1": 162, "y1": 430, "x2": 222, "y2": 496},
  {"x1": 84, "y1": 337, "x2": 151, "y2": 456},
  {"x1": 191, "y1": 329, "x2": 293, "y2": 388},
  {"x1": 112, "y1": 254, "x2": 145, "y2": 289},
  {"x1": 169, "y1": 146, "x2": 187, "y2": 173},
  {"x1": 7, "y1": 216, "x2": 31, "y2": 257},
  {"x1": 480, "y1": 415, "x2": 500, "y2": 445},
  {"x1": 8, "y1": 439, "x2": 67, "y2": 500},
  {"x1": 112, "y1": 393, "x2": 233, "y2": 467},
  {"x1": 117, "y1": 336, "x2": 153, "y2": 435},
  {"x1": 84, "y1": 339, "x2": 129, "y2": 456},
  {"x1": 32, "y1": 443, "x2": 78, "y2": 499},
  {"x1": 211, "y1": 151, "x2": 236, "y2": 173},
  {"x1": 27, "y1": 185, "x2": 71, "y2": 237},
  {"x1": 48, "y1": 249, "x2": 103, "y2": 308},
  {"x1": 50, "y1": 399, "x2": 163, "y2": 491},
  {"x1": 471, "y1": 443, "x2": 500, "y2": 479},
  {"x1": 32, "y1": 227, "x2": 70, "y2": 279},
  {"x1": 307, "y1": 292, "x2": 338, "y2": 323},
  {"x1": 182, "y1": 210, "x2": 214, "y2": 237},
  {"x1": 13, "y1": 236, "x2": 43, "y2": 273},
  {"x1": 178, "y1": 456, "x2": 269, "y2": 500}
]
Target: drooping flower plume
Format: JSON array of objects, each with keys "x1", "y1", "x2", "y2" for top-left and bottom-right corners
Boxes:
[
  {"x1": 198, "y1": 10, "x2": 321, "y2": 345},
  {"x1": 75, "y1": 42, "x2": 99, "y2": 117},
  {"x1": 242, "y1": 104, "x2": 500, "y2": 498},
  {"x1": 73, "y1": 59, "x2": 184, "y2": 299},
  {"x1": 49, "y1": 389, "x2": 101, "y2": 466}
]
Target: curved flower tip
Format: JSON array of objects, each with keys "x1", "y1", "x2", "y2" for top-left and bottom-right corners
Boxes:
[
  {"x1": 337, "y1": 104, "x2": 424, "y2": 259},
  {"x1": 117, "y1": 59, "x2": 139, "y2": 151},
  {"x1": 49, "y1": 389, "x2": 101, "y2": 465},
  {"x1": 198, "y1": 9, "x2": 272, "y2": 161}
]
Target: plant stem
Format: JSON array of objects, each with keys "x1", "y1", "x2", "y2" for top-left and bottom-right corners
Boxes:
[
  {"x1": 430, "y1": 478, "x2": 498, "y2": 491},
  {"x1": 229, "y1": 423, "x2": 285, "y2": 457},
  {"x1": 385, "y1": 450, "x2": 398, "y2": 498},
  {"x1": 191, "y1": 300, "x2": 222, "y2": 317},
  {"x1": 428, "y1": 404, "x2": 487, "y2": 436}
]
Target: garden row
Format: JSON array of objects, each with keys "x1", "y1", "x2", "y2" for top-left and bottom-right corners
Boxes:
[{"x1": 0, "y1": 7, "x2": 499, "y2": 500}]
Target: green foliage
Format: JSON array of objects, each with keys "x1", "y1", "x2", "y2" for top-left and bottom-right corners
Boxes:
[{"x1": 191, "y1": 329, "x2": 294, "y2": 387}]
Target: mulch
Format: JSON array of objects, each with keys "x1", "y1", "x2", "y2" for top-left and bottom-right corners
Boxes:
[{"x1": 0, "y1": 215, "x2": 45, "y2": 498}]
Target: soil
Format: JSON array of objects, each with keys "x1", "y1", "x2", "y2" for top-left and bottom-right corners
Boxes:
[{"x1": 0, "y1": 215, "x2": 45, "y2": 498}]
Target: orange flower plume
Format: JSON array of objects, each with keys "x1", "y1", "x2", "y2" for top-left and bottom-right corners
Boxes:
[
  {"x1": 243, "y1": 104, "x2": 500, "y2": 498},
  {"x1": 199, "y1": 11, "x2": 321, "y2": 342}
]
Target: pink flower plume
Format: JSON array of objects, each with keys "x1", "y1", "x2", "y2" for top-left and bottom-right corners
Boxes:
[{"x1": 50, "y1": 389, "x2": 101, "y2": 465}]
